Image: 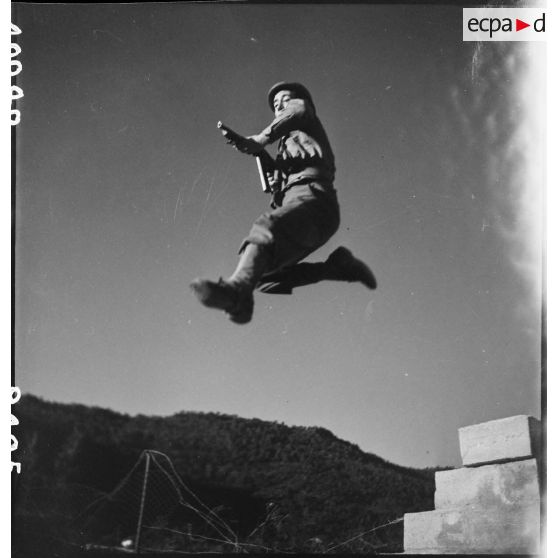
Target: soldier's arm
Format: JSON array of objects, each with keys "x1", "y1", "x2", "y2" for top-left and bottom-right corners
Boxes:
[
  {"x1": 218, "y1": 121, "x2": 266, "y2": 156},
  {"x1": 251, "y1": 99, "x2": 313, "y2": 146},
  {"x1": 218, "y1": 122, "x2": 281, "y2": 169}
]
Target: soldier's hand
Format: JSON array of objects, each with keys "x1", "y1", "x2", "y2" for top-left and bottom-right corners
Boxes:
[
  {"x1": 220, "y1": 131, "x2": 263, "y2": 155},
  {"x1": 231, "y1": 136, "x2": 264, "y2": 155},
  {"x1": 266, "y1": 169, "x2": 282, "y2": 190}
]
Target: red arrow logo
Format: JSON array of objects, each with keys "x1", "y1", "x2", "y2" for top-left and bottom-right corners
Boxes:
[{"x1": 516, "y1": 19, "x2": 530, "y2": 31}]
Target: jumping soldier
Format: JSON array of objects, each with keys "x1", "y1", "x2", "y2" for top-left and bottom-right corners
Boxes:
[{"x1": 190, "y1": 81, "x2": 376, "y2": 324}]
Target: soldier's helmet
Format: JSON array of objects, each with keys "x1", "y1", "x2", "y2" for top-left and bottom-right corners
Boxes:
[{"x1": 267, "y1": 81, "x2": 315, "y2": 112}]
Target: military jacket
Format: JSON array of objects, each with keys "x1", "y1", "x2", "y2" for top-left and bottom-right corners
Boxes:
[{"x1": 260, "y1": 98, "x2": 336, "y2": 188}]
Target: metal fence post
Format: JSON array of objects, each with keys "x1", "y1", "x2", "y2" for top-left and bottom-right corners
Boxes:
[{"x1": 134, "y1": 451, "x2": 151, "y2": 554}]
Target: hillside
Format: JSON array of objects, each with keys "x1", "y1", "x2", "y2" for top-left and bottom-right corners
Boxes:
[{"x1": 13, "y1": 394, "x2": 435, "y2": 554}]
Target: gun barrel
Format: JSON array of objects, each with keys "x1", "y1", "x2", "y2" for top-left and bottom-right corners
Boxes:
[
  {"x1": 217, "y1": 121, "x2": 244, "y2": 143},
  {"x1": 217, "y1": 121, "x2": 233, "y2": 133}
]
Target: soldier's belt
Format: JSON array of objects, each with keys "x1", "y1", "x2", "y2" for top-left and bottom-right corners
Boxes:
[{"x1": 285, "y1": 167, "x2": 334, "y2": 187}]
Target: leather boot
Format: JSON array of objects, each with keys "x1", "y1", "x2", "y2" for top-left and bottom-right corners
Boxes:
[
  {"x1": 324, "y1": 247, "x2": 377, "y2": 289},
  {"x1": 190, "y1": 278, "x2": 254, "y2": 324},
  {"x1": 190, "y1": 243, "x2": 270, "y2": 324},
  {"x1": 258, "y1": 246, "x2": 376, "y2": 294}
]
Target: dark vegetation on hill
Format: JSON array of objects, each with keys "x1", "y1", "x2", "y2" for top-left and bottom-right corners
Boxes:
[{"x1": 13, "y1": 394, "x2": 436, "y2": 555}]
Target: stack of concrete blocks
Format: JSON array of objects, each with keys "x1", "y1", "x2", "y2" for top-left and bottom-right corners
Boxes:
[{"x1": 404, "y1": 415, "x2": 541, "y2": 554}]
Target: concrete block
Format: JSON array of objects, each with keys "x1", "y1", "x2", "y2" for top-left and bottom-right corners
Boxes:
[
  {"x1": 404, "y1": 502, "x2": 540, "y2": 554},
  {"x1": 435, "y1": 459, "x2": 540, "y2": 510},
  {"x1": 459, "y1": 415, "x2": 541, "y2": 467}
]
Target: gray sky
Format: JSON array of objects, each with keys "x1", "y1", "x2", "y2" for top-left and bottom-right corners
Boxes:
[{"x1": 14, "y1": 3, "x2": 543, "y2": 468}]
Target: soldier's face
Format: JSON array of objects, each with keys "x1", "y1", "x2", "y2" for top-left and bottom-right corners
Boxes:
[{"x1": 273, "y1": 90, "x2": 295, "y2": 116}]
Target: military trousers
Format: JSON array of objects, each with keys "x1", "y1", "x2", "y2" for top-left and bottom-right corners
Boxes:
[{"x1": 238, "y1": 181, "x2": 340, "y2": 275}]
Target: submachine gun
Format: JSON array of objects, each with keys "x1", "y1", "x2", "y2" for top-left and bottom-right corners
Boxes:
[{"x1": 217, "y1": 121, "x2": 282, "y2": 194}]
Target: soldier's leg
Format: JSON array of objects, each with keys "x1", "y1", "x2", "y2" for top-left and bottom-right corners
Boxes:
[
  {"x1": 228, "y1": 242, "x2": 271, "y2": 289},
  {"x1": 258, "y1": 246, "x2": 377, "y2": 294},
  {"x1": 190, "y1": 242, "x2": 271, "y2": 325},
  {"x1": 190, "y1": 183, "x2": 340, "y2": 323}
]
